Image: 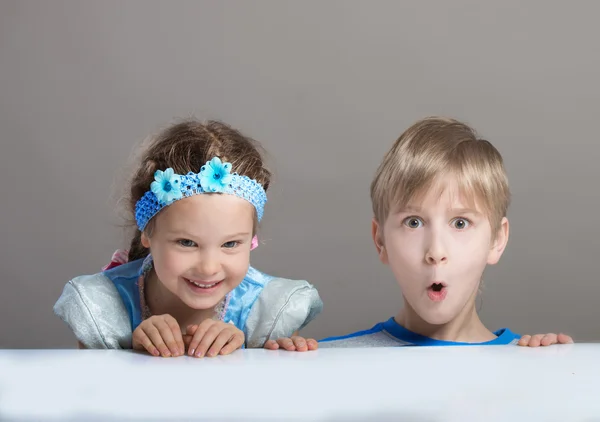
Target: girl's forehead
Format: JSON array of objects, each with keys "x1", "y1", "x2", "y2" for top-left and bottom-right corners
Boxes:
[{"x1": 156, "y1": 194, "x2": 254, "y2": 231}]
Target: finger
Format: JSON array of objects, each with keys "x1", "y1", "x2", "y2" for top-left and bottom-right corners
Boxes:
[
  {"x1": 541, "y1": 333, "x2": 557, "y2": 347},
  {"x1": 291, "y1": 336, "x2": 308, "y2": 352},
  {"x1": 277, "y1": 337, "x2": 296, "y2": 351},
  {"x1": 144, "y1": 324, "x2": 171, "y2": 357},
  {"x1": 133, "y1": 329, "x2": 159, "y2": 356},
  {"x1": 264, "y1": 340, "x2": 279, "y2": 350},
  {"x1": 220, "y1": 332, "x2": 245, "y2": 355},
  {"x1": 517, "y1": 335, "x2": 531, "y2": 347},
  {"x1": 164, "y1": 316, "x2": 184, "y2": 356},
  {"x1": 186, "y1": 324, "x2": 199, "y2": 336},
  {"x1": 183, "y1": 334, "x2": 193, "y2": 348},
  {"x1": 306, "y1": 338, "x2": 318, "y2": 351},
  {"x1": 207, "y1": 330, "x2": 235, "y2": 357},
  {"x1": 528, "y1": 334, "x2": 545, "y2": 347},
  {"x1": 195, "y1": 324, "x2": 222, "y2": 357},
  {"x1": 154, "y1": 319, "x2": 180, "y2": 356},
  {"x1": 187, "y1": 320, "x2": 213, "y2": 357},
  {"x1": 557, "y1": 333, "x2": 574, "y2": 344}
]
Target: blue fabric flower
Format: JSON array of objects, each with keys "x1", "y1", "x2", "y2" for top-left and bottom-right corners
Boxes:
[
  {"x1": 150, "y1": 168, "x2": 182, "y2": 204},
  {"x1": 199, "y1": 157, "x2": 233, "y2": 192}
]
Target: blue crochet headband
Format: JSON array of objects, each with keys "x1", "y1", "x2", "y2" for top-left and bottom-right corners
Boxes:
[{"x1": 135, "y1": 157, "x2": 267, "y2": 231}]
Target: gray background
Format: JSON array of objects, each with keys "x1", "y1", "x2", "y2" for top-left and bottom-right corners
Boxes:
[{"x1": 1, "y1": 1, "x2": 598, "y2": 348}]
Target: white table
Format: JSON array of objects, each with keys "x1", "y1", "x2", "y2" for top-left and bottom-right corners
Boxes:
[{"x1": 1, "y1": 345, "x2": 599, "y2": 421}]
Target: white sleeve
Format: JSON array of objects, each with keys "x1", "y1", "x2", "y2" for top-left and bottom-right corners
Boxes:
[
  {"x1": 53, "y1": 274, "x2": 133, "y2": 349},
  {"x1": 244, "y1": 278, "x2": 323, "y2": 348}
]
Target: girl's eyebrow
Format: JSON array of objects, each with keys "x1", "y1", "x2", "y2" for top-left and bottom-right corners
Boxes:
[
  {"x1": 223, "y1": 232, "x2": 252, "y2": 239},
  {"x1": 168, "y1": 229, "x2": 251, "y2": 239}
]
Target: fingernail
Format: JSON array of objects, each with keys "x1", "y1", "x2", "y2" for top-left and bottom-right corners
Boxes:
[
  {"x1": 189, "y1": 348, "x2": 195, "y2": 356},
  {"x1": 196, "y1": 350, "x2": 203, "y2": 358}
]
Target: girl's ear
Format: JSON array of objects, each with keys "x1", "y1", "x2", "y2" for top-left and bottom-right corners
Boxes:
[{"x1": 141, "y1": 231, "x2": 151, "y2": 249}]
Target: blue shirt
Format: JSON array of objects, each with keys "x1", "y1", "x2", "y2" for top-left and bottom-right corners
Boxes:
[{"x1": 319, "y1": 317, "x2": 520, "y2": 348}]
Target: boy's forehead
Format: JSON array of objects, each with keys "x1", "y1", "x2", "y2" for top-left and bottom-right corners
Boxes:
[{"x1": 394, "y1": 175, "x2": 485, "y2": 214}]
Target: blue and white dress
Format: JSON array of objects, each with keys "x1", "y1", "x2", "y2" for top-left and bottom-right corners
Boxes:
[{"x1": 54, "y1": 255, "x2": 323, "y2": 349}]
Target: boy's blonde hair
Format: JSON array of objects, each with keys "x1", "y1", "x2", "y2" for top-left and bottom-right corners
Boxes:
[{"x1": 370, "y1": 117, "x2": 510, "y2": 236}]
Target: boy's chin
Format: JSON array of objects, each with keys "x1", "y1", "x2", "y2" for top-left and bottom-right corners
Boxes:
[
  {"x1": 416, "y1": 308, "x2": 458, "y2": 326},
  {"x1": 418, "y1": 315, "x2": 450, "y2": 326}
]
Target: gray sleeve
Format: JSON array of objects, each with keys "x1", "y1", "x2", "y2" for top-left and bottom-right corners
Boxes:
[
  {"x1": 53, "y1": 274, "x2": 133, "y2": 349},
  {"x1": 244, "y1": 278, "x2": 323, "y2": 348},
  {"x1": 319, "y1": 332, "x2": 412, "y2": 348}
]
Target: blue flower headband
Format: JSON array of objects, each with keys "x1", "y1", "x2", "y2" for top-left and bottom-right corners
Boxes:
[{"x1": 135, "y1": 157, "x2": 267, "y2": 231}]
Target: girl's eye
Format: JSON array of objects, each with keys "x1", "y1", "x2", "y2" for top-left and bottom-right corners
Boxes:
[
  {"x1": 451, "y1": 218, "x2": 470, "y2": 230},
  {"x1": 403, "y1": 217, "x2": 423, "y2": 229},
  {"x1": 177, "y1": 239, "x2": 197, "y2": 247},
  {"x1": 222, "y1": 241, "x2": 239, "y2": 249}
]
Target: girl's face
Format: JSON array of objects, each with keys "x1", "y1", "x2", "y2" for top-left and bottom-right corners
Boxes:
[{"x1": 142, "y1": 193, "x2": 254, "y2": 311}]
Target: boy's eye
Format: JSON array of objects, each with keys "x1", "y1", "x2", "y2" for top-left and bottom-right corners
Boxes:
[
  {"x1": 177, "y1": 239, "x2": 197, "y2": 247},
  {"x1": 451, "y1": 218, "x2": 470, "y2": 230},
  {"x1": 403, "y1": 217, "x2": 423, "y2": 229},
  {"x1": 222, "y1": 241, "x2": 239, "y2": 249}
]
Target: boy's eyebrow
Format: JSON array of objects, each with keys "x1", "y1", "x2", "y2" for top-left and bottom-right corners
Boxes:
[
  {"x1": 396, "y1": 205, "x2": 422, "y2": 213},
  {"x1": 449, "y1": 208, "x2": 482, "y2": 216},
  {"x1": 395, "y1": 206, "x2": 482, "y2": 216}
]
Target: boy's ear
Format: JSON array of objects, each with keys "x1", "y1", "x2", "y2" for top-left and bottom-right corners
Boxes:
[
  {"x1": 141, "y1": 231, "x2": 151, "y2": 249},
  {"x1": 372, "y1": 218, "x2": 388, "y2": 265},
  {"x1": 488, "y1": 217, "x2": 509, "y2": 265}
]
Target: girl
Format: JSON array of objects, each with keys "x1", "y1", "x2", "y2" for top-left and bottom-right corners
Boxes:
[{"x1": 54, "y1": 120, "x2": 322, "y2": 357}]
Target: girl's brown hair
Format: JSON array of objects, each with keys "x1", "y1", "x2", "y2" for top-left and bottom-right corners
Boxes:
[{"x1": 127, "y1": 119, "x2": 271, "y2": 261}]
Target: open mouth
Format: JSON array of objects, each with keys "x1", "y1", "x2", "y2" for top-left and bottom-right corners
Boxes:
[
  {"x1": 431, "y1": 283, "x2": 444, "y2": 292},
  {"x1": 427, "y1": 282, "x2": 447, "y2": 301}
]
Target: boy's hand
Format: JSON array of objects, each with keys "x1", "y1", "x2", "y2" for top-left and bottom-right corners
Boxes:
[
  {"x1": 264, "y1": 336, "x2": 318, "y2": 352},
  {"x1": 132, "y1": 314, "x2": 185, "y2": 357},
  {"x1": 518, "y1": 333, "x2": 574, "y2": 347},
  {"x1": 183, "y1": 320, "x2": 244, "y2": 357}
]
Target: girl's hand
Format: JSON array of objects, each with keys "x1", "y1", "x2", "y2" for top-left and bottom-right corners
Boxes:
[
  {"x1": 132, "y1": 314, "x2": 185, "y2": 357},
  {"x1": 518, "y1": 333, "x2": 574, "y2": 347},
  {"x1": 183, "y1": 320, "x2": 244, "y2": 357},
  {"x1": 264, "y1": 336, "x2": 318, "y2": 352}
]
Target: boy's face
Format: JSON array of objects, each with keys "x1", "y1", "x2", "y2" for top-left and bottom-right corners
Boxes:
[{"x1": 373, "y1": 175, "x2": 509, "y2": 326}]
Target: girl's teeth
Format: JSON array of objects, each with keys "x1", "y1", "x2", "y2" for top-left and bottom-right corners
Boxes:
[{"x1": 190, "y1": 280, "x2": 218, "y2": 288}]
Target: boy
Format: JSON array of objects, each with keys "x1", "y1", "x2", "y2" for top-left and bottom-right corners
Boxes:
[{"x1": 267, "y1": 117, "x2": 572, "y2": 350}]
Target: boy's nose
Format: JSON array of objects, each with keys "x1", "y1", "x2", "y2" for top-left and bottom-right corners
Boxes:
[
  {"x1": 425, "y1": 251, "x2": 448, "y2": 265},
  {"x1": 424, "y1": 234, "x2": 448, "y2": 265}
]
